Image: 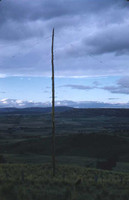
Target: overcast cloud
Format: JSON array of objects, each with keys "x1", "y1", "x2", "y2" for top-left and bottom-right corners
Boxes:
[{"x1": 0, "y1": 0, "x2": 129, "y2": 77}]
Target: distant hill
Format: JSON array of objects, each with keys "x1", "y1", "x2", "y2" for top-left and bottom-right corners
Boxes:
[
  {"x1": 60, "y1": 108, "x2": 129, "y2": 118},
  {"x1": 1, "y1": 107, "x2": 129, "y2": 117},
  {"x1": 0, "y1": 106, "x2": 74, "y2": 114}
]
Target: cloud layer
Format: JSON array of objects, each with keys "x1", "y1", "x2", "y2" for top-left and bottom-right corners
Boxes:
[
  {"x1": 0, "y1": 98, "x2": 129, "y2": 108},
  {"x1": 0, "y1": 0, "x2": 129, "y2": 77},
  {"x1": 60, "y1": 76, "x2": 129, "y2": 95},
  {"x1": 102, "y1": 77, "x2": 129, "y2": 94},
  {"x1": 0, "y1": 99, "x2": 51, "y2": 108}
]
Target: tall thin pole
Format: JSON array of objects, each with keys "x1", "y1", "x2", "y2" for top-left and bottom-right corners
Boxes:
[{"x1": 51, "y1": 28, "x2": 56, "y2": 176}]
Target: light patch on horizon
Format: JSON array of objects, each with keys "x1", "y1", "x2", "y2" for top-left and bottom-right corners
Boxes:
[{"x1": 0, "y1": 98, "x2": 129, "y2": 109}]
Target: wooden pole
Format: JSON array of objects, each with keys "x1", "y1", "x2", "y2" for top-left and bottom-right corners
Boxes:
[{"x1": 51, "y1": 28, "x2": 56, "y2": 176}]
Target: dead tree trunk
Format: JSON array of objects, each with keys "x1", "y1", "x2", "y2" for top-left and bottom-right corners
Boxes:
[{"x1": 51, "y1": 28, "x2": 56, "y2": 176}]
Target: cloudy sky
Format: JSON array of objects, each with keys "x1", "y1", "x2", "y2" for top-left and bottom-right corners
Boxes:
[{"x1": 0, "y1": 0, "x2": 129, "y2": 108}]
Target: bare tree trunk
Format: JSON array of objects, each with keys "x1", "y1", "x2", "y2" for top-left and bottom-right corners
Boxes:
[{"x1": 51, "y1": 28, "x2": 56, "y2": 176}]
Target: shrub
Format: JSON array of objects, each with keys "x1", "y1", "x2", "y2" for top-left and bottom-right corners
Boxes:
[{"x1": 0, "y1": 155, "x2": 6, "y2": 163}]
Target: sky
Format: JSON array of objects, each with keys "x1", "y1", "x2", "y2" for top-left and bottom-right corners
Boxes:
[{"x1": 0, "y1": 0, "x2": 129, "y2": 108}]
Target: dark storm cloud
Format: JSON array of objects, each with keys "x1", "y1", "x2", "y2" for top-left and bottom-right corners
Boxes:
[
  {"x1": 62, "y1": 78, "x2": 129, "y2": 95},
  {"x1": 93, "y1": 81, "x2": 101, "y2": 86},
  {"x1": 0, "y1": 0, "x2": 129, "y2": 77},
  {"x1": 65, "y1": 22, "x2": 129, "y2": 57},
  {"x1": 102, "y1": 77, "x2": 129, "y2": 94},
  {"x1": 85, "y1": 24, "x2": 129, "y2": 55},
  {"x1": 118, "y1": 77, "x2": 129, "y2": 88},
  {"x1": 60, "y1": 77, "x2": 129, "y2": 95},
  {"x1": 0, "y1": 20, "x2": 44, "y2": 41},
  {"x1": 0, "y1": 0, "x2": 127, "y2": 41},
  {"x1": 108, "y1": 98, "x2": 120, "y2": 100},
  {"x1": 0, "y1": 91, "x2": 6, "y2": 94},
  {"x1": 0, "y1": 0, "x2": 125, "y2": 22},
  {"x1": 62, "y1": 84, "x2": 95, "y2": 90}
]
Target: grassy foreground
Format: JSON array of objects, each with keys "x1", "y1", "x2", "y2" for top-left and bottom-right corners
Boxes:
[{"x1": 0, "y1": 164, "x2": 129, "y2": 200}]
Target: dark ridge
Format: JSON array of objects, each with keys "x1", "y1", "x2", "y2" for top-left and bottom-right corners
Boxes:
[
  {"x1": 60, "y1": 108, "x2": 129, "y2": 118},
  {"x1": 0, "y1": 106, "x2": 74, "y2": 114}
]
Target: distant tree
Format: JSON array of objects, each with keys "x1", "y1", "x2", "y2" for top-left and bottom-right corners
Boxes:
[
  {"x1": 0, "y1": 155, "x2": 6, "y2": 163},
  {"x1": 96, "y1": 156, "x2": 118, "y2": 170}
]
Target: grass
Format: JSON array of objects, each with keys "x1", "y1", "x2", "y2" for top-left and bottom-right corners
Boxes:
[
  {"x1": 3, "y1": 154, "x2": 129, "y2": 173},
  {"x1": 3, "y1": 154, "x2": 97, "y2": 167},
  {"x1": 0, "y1": 164, "x2": 129, "y2": 200}
]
